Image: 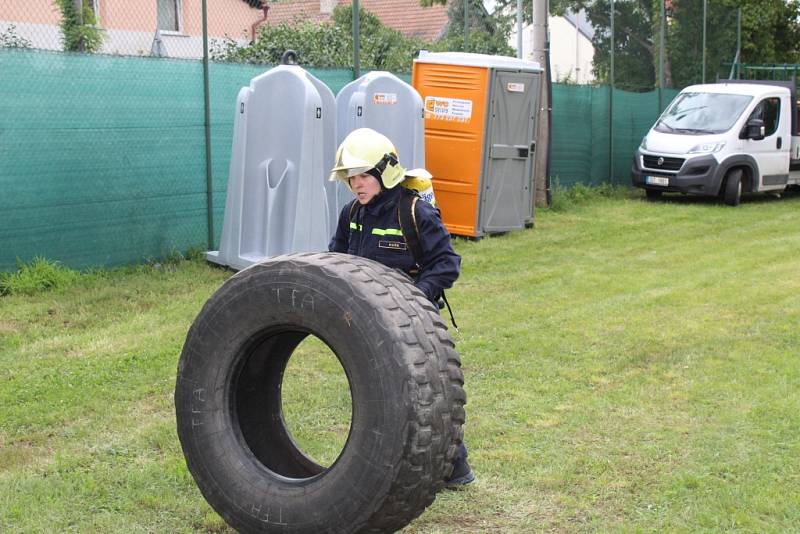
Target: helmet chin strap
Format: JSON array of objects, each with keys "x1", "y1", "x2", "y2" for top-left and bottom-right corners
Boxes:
[
  {"x1": 366, "y1": 153, "x2": 399, "y2": 191},
  {"x1": 374, "y1": 153, "x2": 398, "y2": 175}
]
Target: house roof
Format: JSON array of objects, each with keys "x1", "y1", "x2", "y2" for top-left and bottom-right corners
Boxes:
[
  {"x1": 264, "y1": 0, "x2": 334, "y2": 26},
  {"x1": 562, "y1": 9, "x2": 594, "y2": 41},
  {"x1": 263, "y1": 0, "x2": 450, "y2": 43}
]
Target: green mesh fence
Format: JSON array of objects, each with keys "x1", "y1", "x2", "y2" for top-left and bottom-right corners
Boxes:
[
  {"x1": 0, "y1": 0, "x2": 754, "y2": 271},
  {"x1": 0, "y1": 49, "x2": 681, "y2": 272},
  {"x1": 550, "y1": 85, "x2": 679, "y2": 187},
  {"x1": 0, "y1": 49, "x2": 207, "y2": 272},
  {"x1": 611, "y1": 87, "x2": 681, "y2": 182},
  {"x1": 0, "y1": 48, "x2": 353, "y2": 271}
]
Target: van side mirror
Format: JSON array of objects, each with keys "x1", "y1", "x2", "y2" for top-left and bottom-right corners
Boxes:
[{"x1": 741, "y1": 118, "x2": 765, "y2": 140}]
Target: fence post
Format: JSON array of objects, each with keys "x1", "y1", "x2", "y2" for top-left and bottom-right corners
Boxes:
[
  {"x1": 72, "y1": 0, "x2": 85, "y2": 51},
  {"x1": 516, "y1": 0, "x2": 523, "y2": 58},
  {"x1": 353, "y1": 0, "x2": 360, "y2": 79},
  {"x1": 736, "y1": 8, "x2": 741, "y2": 79},
  {"x1": 658, "y1": 0, "x2": 665, "y2": 112},
  {"x1": 202, "y1": 0, "x2": 214, "y2": 250},
  {"x1": 608, "y1": 0, "x2": 614, "y2": 184},
  {"x1": 464, "y1": 0, "x2": 469, "y2": 50},
  {"x1": 702, "y1": 0, "x2": 707, "y2": 84}
]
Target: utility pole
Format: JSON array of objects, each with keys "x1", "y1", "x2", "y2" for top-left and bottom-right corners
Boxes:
[
  {"x1": 658, "y1": 0, "x2": 665, "y2": 111},
  {"x1": 516, "y1": 0, "x2": 523, "y2": 58},
  {"x1": 73, "y1": 0, "x2": 85, "y2": 51},
  {"x1": 532, "y1": 0, "x2": 550, "y2": 207},
  {"x1": 609, "y1": 0, "x2": 614, "y2": 183},
  {"x1": 464, "y1": 0, "x2": 469, "y2": 50},
  {"x1": 702, "y1": 0, "x2": 707, "y2": 83},
  {"x1": 202, "y1": 0, "x2": 214, "y2": 250},
  {"x1": 353, "y1": 0, "x2": 360, "y2": 78}
]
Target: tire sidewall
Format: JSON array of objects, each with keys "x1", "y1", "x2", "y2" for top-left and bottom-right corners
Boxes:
[
  {"x1": 724, "y1": 169, "x2": 742, "y2": 206},
  {"x1": 176, "y1": 260, "x2": 424, "y2": 532}
]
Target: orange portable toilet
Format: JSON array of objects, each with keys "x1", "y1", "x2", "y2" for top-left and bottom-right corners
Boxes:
[{"x1": 412, "y1": 51, "x2": 542, "y2": 237}]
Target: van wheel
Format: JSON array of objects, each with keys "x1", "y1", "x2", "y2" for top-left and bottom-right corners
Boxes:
[
  {"x1": 645, "y1": 189, "x2": 662, "y2": 200},
  {"x1": 175, "y1": 252, "x2": 465, "y2": 534},
  {"x1": 723, "y1": 169, "x2": 743, "y2": 206}
]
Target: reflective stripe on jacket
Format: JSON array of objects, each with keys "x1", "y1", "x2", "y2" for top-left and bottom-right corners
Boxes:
[{"x1": 328, "y1": 186, "x2": 460, "y2": 301}]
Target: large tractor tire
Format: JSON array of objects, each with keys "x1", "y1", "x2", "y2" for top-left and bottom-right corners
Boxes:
[{"x1": 175, "y1": 252, "x2": 465, "y2": 534}]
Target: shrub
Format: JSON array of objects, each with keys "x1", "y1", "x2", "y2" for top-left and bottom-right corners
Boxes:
[
  {"x1": 0, "y1": 257, "x2": 80, "y2": 296},
  {"x1": 547, "y1": 181, "x2": 629, "y2": 211},
  {"x1": 0, "y1": 24, "x2": 32, "y2": 48}
]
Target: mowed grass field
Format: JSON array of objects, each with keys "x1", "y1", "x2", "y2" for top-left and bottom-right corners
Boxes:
[{"x1": 1, "y1": 189, "x2": 799, "y2": 533}]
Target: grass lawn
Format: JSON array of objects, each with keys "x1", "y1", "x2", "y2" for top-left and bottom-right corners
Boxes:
[{"x1": 1, "y1": 189, "x2": 799, "y2": 533}]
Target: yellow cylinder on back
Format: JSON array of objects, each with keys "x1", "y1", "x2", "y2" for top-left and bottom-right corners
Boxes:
[{"x1": 402, "y1": 176, "x2": 437, "y2": 206}]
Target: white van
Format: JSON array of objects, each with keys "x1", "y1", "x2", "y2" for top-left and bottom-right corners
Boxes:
[{"x1": 631, "y1": 81, "x2": 800, "y2": 205}]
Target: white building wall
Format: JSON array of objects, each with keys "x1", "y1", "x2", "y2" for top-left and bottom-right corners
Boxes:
[
  {"x1": 0, "y1": 20, "x2": 248, "y2": 59},
  {"x1": 508, "y1": 15, "x2": 595, "y2": 84}
]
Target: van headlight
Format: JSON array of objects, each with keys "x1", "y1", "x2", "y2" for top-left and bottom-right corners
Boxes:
[
  {"x1": 688, "y1": 141, "x2": 725, "y2": 154},
  {"x1": 640, "y1": 137, "x2": 648, "y2": 150}
]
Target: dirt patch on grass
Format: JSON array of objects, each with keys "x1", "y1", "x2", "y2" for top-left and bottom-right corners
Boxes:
[
  {"x1": 0, "y1": 319, "x2": 23, "y2": 336},
  {"x1": 0, "y1": 435, "x2": 51, "y2": 471}
]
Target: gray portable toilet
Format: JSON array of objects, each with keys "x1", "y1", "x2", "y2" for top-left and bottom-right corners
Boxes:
[
  {"x1": 334, "y1": 72, "x2": 426, "y2": 223},
  {"x1": 207, "y1": 64, "x2": 335, "y2": 270}
]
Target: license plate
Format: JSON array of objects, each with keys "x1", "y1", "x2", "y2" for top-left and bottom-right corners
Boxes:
[{"x1": 645, "y1": 175, "x2": 669, "y2": 186}]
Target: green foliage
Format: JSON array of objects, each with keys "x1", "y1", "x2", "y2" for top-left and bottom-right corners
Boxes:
[
  {"x1": 546, "y1": 181, "x2": 630, "y2": 211},
  {"x1": 3, "y1": 195, "x2": 800, "y2": 531},
  {"x1": 54, "y1": 0, "x2": 105, "y2": 53},
  {"x1": 0, "y1": 257, "x2": 80, "y2": 296},
  {"x1": 333, "y1": 4, "x2": 427, "y2": 71},
  {"x1": 211, "y1": 5, "x2": 425, "y2": 72},
  {"x1": 212, "y1": 1, "x2": 515, "y2": 70},
  {"x1": 0, "y1": 24, "x2": 32, "y2": 48},
  {"x1": 185, "y1": 246, "x2": 208, "y2": 263},
  {"x1": 429, "y1": 0, "x2": 515, "y2": 56},
  {"x1": 669, "y1": 0, "x2": 800, "y2": 86},
  {"x1": 586, "y1": 1, "x2": 656, "y2": 90},
  {"x1": 211, "y1": 18, "x2": 349, "y2": 67},
  {"x1": 0, "y1": 247, "x2": 209, "y2": 296},
  {"x1": 497, "y1": 0, "x2": 800, "y2": 89}
]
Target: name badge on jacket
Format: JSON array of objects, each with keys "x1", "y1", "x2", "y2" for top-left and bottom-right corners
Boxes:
[{"x1": 378, "y1": 240, "x2": 408, "y2": 251}]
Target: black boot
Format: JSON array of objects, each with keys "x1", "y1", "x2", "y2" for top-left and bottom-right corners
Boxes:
[{"x1": 444, "y1": 442, "x2": 475, "y2": 488}]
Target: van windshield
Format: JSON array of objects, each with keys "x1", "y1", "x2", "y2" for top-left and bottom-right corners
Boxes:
[{"x1": 654, "y1": 92, "x2": 753, "y2": 134}]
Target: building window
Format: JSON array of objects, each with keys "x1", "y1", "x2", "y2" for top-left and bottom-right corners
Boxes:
[{"x1": 157, "y1": 0, "x2": 182, "y2": 33}]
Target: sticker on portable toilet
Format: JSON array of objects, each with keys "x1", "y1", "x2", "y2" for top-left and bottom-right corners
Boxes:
[
  {"x1": 373, "y1": 92, "x2": 397, "y2": 105},
  {"x1": 507, "y1": 82, "x2": 525, "y2": 93},
  {"x1": 424, "y1": 96, "x2": 473, "y2": 122}
]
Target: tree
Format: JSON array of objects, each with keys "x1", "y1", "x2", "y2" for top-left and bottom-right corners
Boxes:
[
  {"x1": 493, "y1": 0, "x2": 800, "y2": 89},
  {"x1": 211, "y1": 19, "x2": 350, "y2": 67},
  {"x1": 333, "y1": 4, "x2": 427, "y2": 71},
  {"x1": 54, "y1": 0, "x2": 104, "y2": 53},
  {"x1": 669, "y1": 0, "x2": 800, "y2": 85},
  {"x1": 422, "y1": 0, "x2": 515, "y2": 55},
  {"x1": 579, "y1": 0, "x2": 656, "y2": 89},
  {"x1": 211, "y1": 5, "x2": 425, "y2": 72}
]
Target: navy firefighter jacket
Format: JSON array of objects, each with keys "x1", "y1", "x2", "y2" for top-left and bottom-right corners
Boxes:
[{"x1": 328, "y1": 186, "x2": 461, "y2": 301}]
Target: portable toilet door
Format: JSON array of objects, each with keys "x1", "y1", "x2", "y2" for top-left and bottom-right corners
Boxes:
[
  {"x1": 479, "y1": 68, "x2": 541, "y2": 233},
  {"x1": 337, "y1": 71, "x2": 426, "y2": 173}
]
